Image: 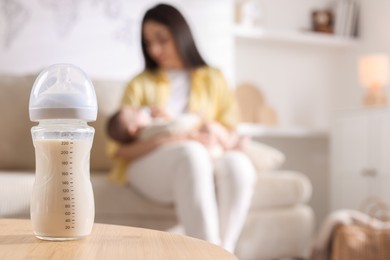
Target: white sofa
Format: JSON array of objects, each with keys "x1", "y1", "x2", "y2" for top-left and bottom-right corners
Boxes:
[{"x1": 0, "y1": 73, "x2": 314, "y2": 260}]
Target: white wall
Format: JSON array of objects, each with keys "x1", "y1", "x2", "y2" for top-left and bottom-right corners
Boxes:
[
  {"x1": 234, "y1": 0, "x2": 346, "y2": 129},
  {"x1": 0, "y1": 0, "x2": 233, "y2": 82},
  {"x1": 236, "y1": 39, "x2": 347, "y2": 129}
]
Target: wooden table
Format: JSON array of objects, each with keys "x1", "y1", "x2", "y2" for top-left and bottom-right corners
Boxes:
[{"x1": 0, "y1": 219, "x2": 237, "y2": 259}]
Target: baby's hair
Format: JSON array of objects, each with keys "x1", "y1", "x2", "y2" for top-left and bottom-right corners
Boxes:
[{"x1": 106, "y1": 109, "x2": 137, "y2": 144}]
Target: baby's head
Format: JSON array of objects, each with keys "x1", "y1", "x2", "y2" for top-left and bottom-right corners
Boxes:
[{"x1": 107, "y1": 106, "x2": 151, "y2": 143}]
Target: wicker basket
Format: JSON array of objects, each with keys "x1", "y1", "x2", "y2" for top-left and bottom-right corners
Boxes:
[
  {"x1": 332, "y1": 224, "x2": 390, "y2": 260},
  {"x1": 332, "y1": 197, "x2": 390, "y2": 260}
]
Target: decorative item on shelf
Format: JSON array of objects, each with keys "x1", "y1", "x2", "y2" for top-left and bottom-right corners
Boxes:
[
  {"x1": 333, "y1": 0, "x2": 359, "y2": 37},
  {"x1": 235, "y1": 0, "x2": 266, "y2": 28},
  {"x1": 311, "y1": 9, "x2": 333, "y2": 34},
  {"x1": 358, "y1": 54, "x2": 389, "y2": 107},
  {"x1": 235, "y1": 83, "x2": 278, "y2": 125}
]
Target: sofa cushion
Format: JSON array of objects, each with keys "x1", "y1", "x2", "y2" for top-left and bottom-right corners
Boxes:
[
  {"x1": 92, "y1": 174, "x2": 175, "y2": 217},
  {"x1": 0, "y1": 74, "x2": 36, "y2": 170},
  {"x1": 242, "y1": 140, "x2": 285, "y2": 173},
  {"x1": 0, "y1": 171, "x2": 35, "y2": 218},
  {"x1": 250, "y1": 171, "x2": 312, "y2": 209},
  {"x1": 0, "y1": 171, "x2": 176, "y2": 218},
  {"x1": 0, "y1": 170, "x2": 311, "y2": 220},
  {"x1": 95, "y1": 172, "x2": 312, "y2": 215},
  {"x1": 236, "y1": 205, "x2": 314, "y2": 260}
]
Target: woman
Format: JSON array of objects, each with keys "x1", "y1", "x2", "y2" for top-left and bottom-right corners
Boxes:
[{"x1": 107, "y1": 3, "x2": 257, "y2": 253}]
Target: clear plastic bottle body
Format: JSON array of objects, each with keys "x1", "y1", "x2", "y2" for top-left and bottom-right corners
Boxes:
[{"x1": 31, "y1": 119, "x2": 95, "y2": 241}]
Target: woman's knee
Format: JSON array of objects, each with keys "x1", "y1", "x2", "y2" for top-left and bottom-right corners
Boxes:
[
  {"x1": 177, "y1": 141, "x2": 209, "y2": 160},
  {"x1": 217, "y1": 151, "x2": 257, "y2": 186},
  {"x1": 176, "y1": 141, "x2": 213, "y2": 176}
]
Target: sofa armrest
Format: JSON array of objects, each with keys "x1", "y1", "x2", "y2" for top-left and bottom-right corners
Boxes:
[
  {"x1": 250, "y1": 171, "x2": 312, "y2": 210},
  {"x1": 0, "y1": 171, "x2": 34, "y2": 218}
]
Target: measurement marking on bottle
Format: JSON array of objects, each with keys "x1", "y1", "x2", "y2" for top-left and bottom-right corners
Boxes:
[{"x1": 61, "y1": 134, "x2": 76, "y2": 231}]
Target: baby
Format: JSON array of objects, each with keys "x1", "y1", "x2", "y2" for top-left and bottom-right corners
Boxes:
[
  {"x1": 107, "y1": 106, "x2": 285, "y2": 171},
  {"x1": 107, "y1": 106, "x2": 238, "y2": 158},
  {"x1": 106, "y1": 106, "x2": 153, "y2": 144}
]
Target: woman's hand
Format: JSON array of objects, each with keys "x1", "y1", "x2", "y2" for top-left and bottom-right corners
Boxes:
[
  {"x1": 121, "y1": 106, "x2": 151, "y2": 136},
  {"x1": 194, "y1": 121, "x2": 235, "y2": 150},
  {"x1": 150, "y1": 106, "x2": 172, "y2": 120}
]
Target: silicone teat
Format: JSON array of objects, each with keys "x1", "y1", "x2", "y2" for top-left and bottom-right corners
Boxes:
[{"x1": 29, "y1": 64, "x2": 97, "y2": 122}]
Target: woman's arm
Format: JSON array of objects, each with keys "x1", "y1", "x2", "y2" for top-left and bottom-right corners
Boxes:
[{"x1": 115, "y1": 134, "x2": 187, "y2": 161}]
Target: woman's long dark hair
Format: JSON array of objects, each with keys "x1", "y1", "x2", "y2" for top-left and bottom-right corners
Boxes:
[{"x1": 141, "y1": 3, "x2": 207, "y2": 70}]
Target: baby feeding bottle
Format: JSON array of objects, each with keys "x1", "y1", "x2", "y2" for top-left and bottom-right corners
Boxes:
[{"x1": 29, "y1": 64, "x2": 97, "y2": 240}]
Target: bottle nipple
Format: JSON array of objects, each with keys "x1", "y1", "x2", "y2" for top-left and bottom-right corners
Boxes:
[{"x1": 29, "y1": 64, "x2": 97, "y2": 122}]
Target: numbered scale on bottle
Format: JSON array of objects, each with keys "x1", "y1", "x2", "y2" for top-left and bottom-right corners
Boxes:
[{"x1": 60, "y1": 134, "x2": 76, "y2": 231}]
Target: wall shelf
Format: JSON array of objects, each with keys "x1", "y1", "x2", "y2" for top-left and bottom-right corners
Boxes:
[
  {"x1": 234, "y1": 25, "x2": 359, "y2": 48},
  {"x1": 237, "y1": 123, "x2": 328, "y2": 138}
]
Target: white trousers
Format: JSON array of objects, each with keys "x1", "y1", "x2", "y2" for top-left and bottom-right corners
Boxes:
[{"x1": 127, "y1": 141, "x2": 257, "y2": 252}]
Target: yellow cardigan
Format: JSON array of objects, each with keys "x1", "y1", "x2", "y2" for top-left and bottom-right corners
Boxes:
[{"x1": 107, "y1": 66, "x2": 238, "y2": 184}]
